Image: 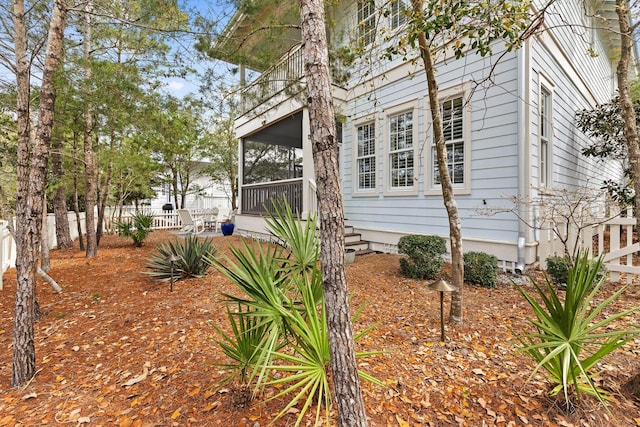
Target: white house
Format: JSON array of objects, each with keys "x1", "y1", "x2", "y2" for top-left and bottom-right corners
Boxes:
[{"x1": 211, "y1": 0, "x2": 624, "y2": 270}]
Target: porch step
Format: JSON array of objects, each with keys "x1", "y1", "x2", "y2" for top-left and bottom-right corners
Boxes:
[
  {"x1": 345, "y1": 232, "x2": 362, "y2": 244},
  {"x1": 355, "y1": 249, "x2": 377, "y2": 256},
  {"x1": 345, "y1": 239, "x2": 370, "y2": 252}
]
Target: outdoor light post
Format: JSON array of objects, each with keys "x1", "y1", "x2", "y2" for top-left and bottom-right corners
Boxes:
[
  {"x1": 167, "y1": 254, "x2": 181, "y2": 292},
  {"x1": 429, "y1": 278, "x2": 459, "y2": 342}
]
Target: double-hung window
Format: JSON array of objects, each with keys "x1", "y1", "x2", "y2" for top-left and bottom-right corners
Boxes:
[
  {"x1": 356, "y1": 122, "x2": 376, "y2": 191},
  {"x1": 358, "y1": 0, "x2": 376, "y2": 46},
  {"x1": 539, "y1": 85, "x2": 552, "y2": 187},
  {"x1": 389, "y1": 111, "x2": 414, "y2": 190},
  {"x1": 389, "y1": 0, "x2": 407, "y2": 30},
  {"x1": 434, "y1": 96, "x2": 465, "y2": 186}
]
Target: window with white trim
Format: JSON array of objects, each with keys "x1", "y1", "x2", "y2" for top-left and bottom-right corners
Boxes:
[
  {"x1": 389, "y1": 0, "x2": 407, "y2": 30},
  {"x1": 434, "y1": 96, "x2": 465, "y2": 185},
  {"x1": 539, "y1": 86, "x2": 552, "y2": 187},
  {"x1": 357, "y1": 0, "x2": 375, "y2": 46},
  {"x1": 389, "y1": 111, "x2": 414, "y2": 189},
  {"x1": 356, "y1": 122, "x2": 376, "y2": 191}
]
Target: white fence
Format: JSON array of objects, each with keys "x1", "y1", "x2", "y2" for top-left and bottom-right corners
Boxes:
[
  {"x1": 1, "y1": 220, "x2": 15, "y2": 290},
  {"x1": 538, "y1": 208, "x2": 639, "y2": 283}
]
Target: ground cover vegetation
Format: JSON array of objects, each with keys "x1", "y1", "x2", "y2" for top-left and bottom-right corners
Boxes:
[{"x1": 1, "y1": 230, "x2": 639, "y2": 426}]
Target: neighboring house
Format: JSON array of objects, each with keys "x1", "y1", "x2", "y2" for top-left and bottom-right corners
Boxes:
[
  {"x1": 144, "y1": 161, "x2": 232, "y2": 212},
  {"x1": 212, "y1": 1, "x2": 625, "y2": 270}
]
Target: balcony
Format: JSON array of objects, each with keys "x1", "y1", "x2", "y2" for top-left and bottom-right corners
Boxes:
[{"x1": 240, "y1": 44, "x2": 304, "y2": 116}]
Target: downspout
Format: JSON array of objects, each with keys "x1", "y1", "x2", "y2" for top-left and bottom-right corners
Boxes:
[{"x1": 516, "y1": 40, "x2": 531, "y2": 274}]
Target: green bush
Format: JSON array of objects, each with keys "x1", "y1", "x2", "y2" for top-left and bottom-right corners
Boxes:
[
  {"x1": 515, "y1": 251, "x2": 640, "y2": 409},
  {"x1": 144, "y1": 235, "x2": 216, "y2": 282},
  {"x1": 115, "y1": 212, "x2": 153, "y2": 247},
  {"x1": 546, "y1": 255, "x2": 572, "y2": 285},
  {"x1": 464, "y1": 251, "x2": 498, "y2": 288},
  {"x1": 398, "y1": 235, "x2": 446, "y2": 279},
  {"x1": 546, "y1": 255, "x2": 607, "y2": 287}
]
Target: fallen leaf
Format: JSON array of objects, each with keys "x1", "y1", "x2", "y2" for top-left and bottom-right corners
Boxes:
[
  {"x1": 21, "y1": 392, "x2": 37, "y2": 400},
  {"x1": 171, "y1": 409, "x2": 181, "y2": 419},
  {"x1": 188, "y1": 387, "x2": 200, "y2": 396},
  {"x1": 396, "y1": 415, "x2": 410, "y2": 427},
  {"x1": 122, "y1": 367, "x2": 149, "y2": 387},
  {"x1": 78, "y1": 416, "x2": 91, "y2": 424}
]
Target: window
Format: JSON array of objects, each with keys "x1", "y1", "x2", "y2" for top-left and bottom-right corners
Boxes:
[
  {"x1": 389, "y1": 111, "x2": 414, "y2": 189},
  {"x1": 356, "y1": 122, "x2": 376, "y2": 191},
  {"x1": 390, "y1": 0, "x2": 407, "y2": 30},
  {"x1": 434, "y1": 96, "x2": 465, "y2": 186},
  {"x1": 539, "y1": 86, "x2": 552, "y2": 187},
  {"x1": 358, "y1": 0, "x2": 375, "y2": 46}
]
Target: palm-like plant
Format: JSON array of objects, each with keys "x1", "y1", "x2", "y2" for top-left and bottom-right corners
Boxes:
[
  {"x1": 145, "y1": 235, "x2": 216, "y2": 281},
  {"x1": 515, "y1": 251, "x2": 640, "y2": 409},
  {"x1": 115, "y1": 212, "x2": 154, "y2": 247},
  {"x1": 208, "y1": 200, "x2": 381, "y2": 426}
]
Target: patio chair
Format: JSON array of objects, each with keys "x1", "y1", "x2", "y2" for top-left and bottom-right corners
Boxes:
[
  {"x1": 202, "y1": 208, "x2": 219, "y2": 231},
  {"x1": 177, "y1": 209, "x2": 204, "y2": 235}
]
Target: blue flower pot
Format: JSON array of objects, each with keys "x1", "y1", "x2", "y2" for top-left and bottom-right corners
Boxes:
[{"x1": 221, "y1": 223, "x2": 235, "y2": 236}]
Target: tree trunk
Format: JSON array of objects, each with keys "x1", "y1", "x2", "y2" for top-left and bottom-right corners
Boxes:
[
  {"x1": 412, "y1": 0, "x2": 464, "y2": 323},
  {"x1": 299, "y1": 1, "x2": 368, "y2": 426},
  {"x1": 72, "y1": 132, "x2": 85, "y2": 251},
  {"x1": 41, "y1": 193, "x2": 51, "y2": 273},
  {"x1": 51, "y1": 135, "x2": 73, "y2": 249},
  {"x1": 615, "y1": 0, "x2": 640, "y2": 241},
  {"x1": 83, "y1": 1, "x2": 97, "y2": 258},
  {"x1": 96, "y1": 135, "x2": 114, "y2": 244},
  {"x1": 12, "y1": 0, "x2": 68, "y2": 387}
]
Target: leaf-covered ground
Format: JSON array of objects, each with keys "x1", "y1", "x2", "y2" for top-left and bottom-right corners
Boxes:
[{"x1": 0, "y1": 231, "x2": 639, "y2": 426}]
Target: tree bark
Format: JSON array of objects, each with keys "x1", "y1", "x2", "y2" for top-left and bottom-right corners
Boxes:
[
  {"x1": 51, "y1": 136, "x2": 73, "y2": 248},
  {"x1": 412, "y1": 0, "x2": 464, "y2": 323},
  {"x1": 299, "y1": 1, "x2": 368, "y2": 426},
  {"x1": 72, "y1": 131, "x2": 85, "y2": 251},
  {"x1": 615, "y1": 0, "x2": 640, "y2": 241},
  {"x1": 12, "y1": 0, "x2": 68, "y2": 387},
  {"x1": 83, "y1": 0, "x2": 98, "y2": 257}
]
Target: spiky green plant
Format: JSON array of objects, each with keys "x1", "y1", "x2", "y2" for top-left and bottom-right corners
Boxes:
[
  {"x1": 515, "y1": 251, "x2": 640, "y2": 410},
  {"x1": 144, "y1": 235, "x2": 216, "y2": 281},
  {"x1": 208, "y1": 200, "x2": 381, "y2": 426},
  {"x1": 115, "y1": 212, "x2": 153, "y2": 247}
]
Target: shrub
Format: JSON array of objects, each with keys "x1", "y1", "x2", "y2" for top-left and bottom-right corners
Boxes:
[
  {"x1": 115, "y1": 212, "x2": 153, "y2": 247},
  {"x1": 515, "y1": 251, "x2": 640, "y2": 409},
  {"x1": 546, "y1": 255, "x2": 607, "y2": 287},
  {"x1": 398, "y1": 235, "x2": 446, "y2": 279},
  {"x1": 144, "y1": 235, "x2": 216, "y2": 281},
  {"x1": 464, "y1": 251, "x2": 498, "y2": 288},
  {"x1": 546, "y1": 255, "x2": 572, "y2": 285}
]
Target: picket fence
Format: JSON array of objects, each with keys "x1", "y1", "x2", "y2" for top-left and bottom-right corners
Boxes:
[{"x1": 538, "y1": 208, "x2": 639, "y2": 284}]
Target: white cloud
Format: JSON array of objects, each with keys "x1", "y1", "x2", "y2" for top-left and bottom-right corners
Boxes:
[{"x1": 166, "y1": 80, "x2": 185, "y2": 92}]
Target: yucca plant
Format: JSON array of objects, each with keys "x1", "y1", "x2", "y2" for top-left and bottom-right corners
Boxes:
[
  {"x1": 145, "y1": 235, "x2": 216, "y2": 281},
  {"x1": 115, "y1": 212, "x2": 154, "y2": 247},
  {"x1": 515, "y1": 251, "x2": 640, "y2": 410}
]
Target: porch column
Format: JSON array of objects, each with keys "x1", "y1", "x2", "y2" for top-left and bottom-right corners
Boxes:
[
  {"x1": 237, "y1": 137, "x2": 244, "y2": 214},
  {"x1": 301, "y1": 107, "x2": 315, "y2": 218}
]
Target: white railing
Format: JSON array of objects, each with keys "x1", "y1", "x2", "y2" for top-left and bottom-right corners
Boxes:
[{"x1": 240, "y1": 43, "x2": 304, "y2": 116}]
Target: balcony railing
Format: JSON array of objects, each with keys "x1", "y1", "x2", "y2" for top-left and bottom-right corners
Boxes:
[
  {"x1": 240, "y1": 44, "x2": 304, "y2": 116},
  {"x1": 241, "y1": 179, "x2": 303, "y2": 216}
]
